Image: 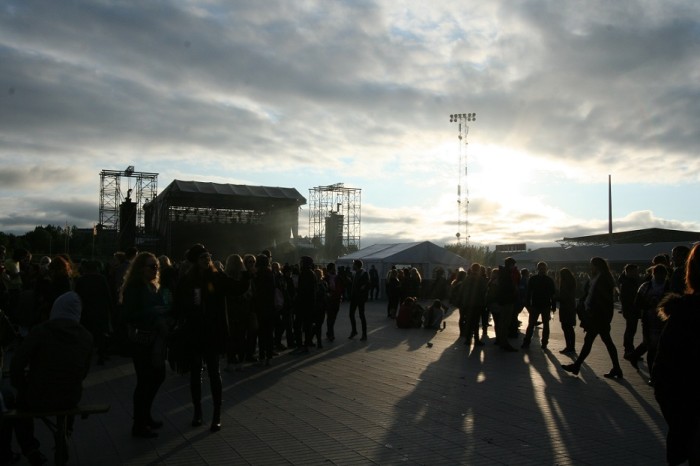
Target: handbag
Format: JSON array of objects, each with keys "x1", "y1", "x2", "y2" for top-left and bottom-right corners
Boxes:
[{"x1": 576, "y1": 299, "x2": 591, "y2": 329}]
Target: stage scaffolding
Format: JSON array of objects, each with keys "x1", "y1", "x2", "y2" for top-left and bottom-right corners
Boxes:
[
  {"x1": 99, "y1": 166, "x2": 158, "y2": 231},
  {"x1": 309, "y1": 183, "x2": 361, "y2": 257}
]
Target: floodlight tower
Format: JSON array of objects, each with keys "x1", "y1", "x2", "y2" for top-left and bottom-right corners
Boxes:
[{"x1": 449, "y1": 113, "x2": 476, "y2": 244}]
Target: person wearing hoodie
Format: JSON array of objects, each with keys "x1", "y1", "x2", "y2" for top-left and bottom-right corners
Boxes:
[
  {"x1": 10, "y1": 291, "x2": 93, "y2": 411},
  {"x1": 3, "y1": 291, "x2": 93, "y2": 465}
]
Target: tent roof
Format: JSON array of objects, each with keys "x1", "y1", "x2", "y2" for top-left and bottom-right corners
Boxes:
[{"x1": 338, "y1": 241, "x2": 466, "y2": 267}]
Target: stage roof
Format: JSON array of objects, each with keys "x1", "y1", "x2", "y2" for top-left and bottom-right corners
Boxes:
[{"x1": 149, "y1": 180, "x2": 306, "y2": 210}]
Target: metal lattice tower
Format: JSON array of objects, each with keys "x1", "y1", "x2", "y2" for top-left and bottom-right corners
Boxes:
[
  {"x1": 99, "y1": 166, "x2": 158, "y2": 231},
  {"x1": 309, "y1": 183, "x2": 361, "y2": 253},
  {"x1": 449, "y1": 113, "x2": 476, "y2": 244}
]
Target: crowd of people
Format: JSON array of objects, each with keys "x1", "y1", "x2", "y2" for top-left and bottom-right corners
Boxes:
[
  {"x1": 0, "y1": 241, "x2": 698, "y2": 465},
  {"x1": 445, "y1": 245, "x2": 699, "y2": 465},
  {"x1": 0, "y1": 244, "x2": 385, "y2": 449}
]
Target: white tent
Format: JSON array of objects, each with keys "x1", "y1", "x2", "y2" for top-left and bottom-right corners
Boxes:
[{"x1": 335, "y1": 241, "x2": 467, "y2": 281}]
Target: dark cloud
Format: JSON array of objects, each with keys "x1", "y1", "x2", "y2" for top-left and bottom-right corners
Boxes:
[
  {"x1": 0, "y1": 196, "x2": 95, "y2": 234},
  {"x1": 1, "y1": 1, "x2": 698, "y2": 243},
  {"x1": 0, "y1": 166, "x2": 85, "y2": 190}
]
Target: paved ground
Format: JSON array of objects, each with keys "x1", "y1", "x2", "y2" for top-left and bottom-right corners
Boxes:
[{"x1": 14, "y1": 300, "x2": 667, "y2": 465}]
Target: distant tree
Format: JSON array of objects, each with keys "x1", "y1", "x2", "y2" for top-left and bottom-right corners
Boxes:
[
  {"x1": 444, "y1": 242, "x2": 497, "y2": 267},
  {"x1": 24, "y1": 226, "x2": 53, "y2": 255},
  {"x1": 0, "y1": 232, "x2": 10, "y2": 249},
  {"x1": 0, "y1": 224, "x2": 87, "y2": 258}
]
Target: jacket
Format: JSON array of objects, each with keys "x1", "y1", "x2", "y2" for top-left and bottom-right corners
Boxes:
[
  {"x1": 11, "y1": 318, "x2": 93, "y2": 411},
  {"x1": 174, "y1": 269, "x2": 228, "y2": 353},
  {"x1": 652, "y1": 293, "x2": 700, "y2": 465}
]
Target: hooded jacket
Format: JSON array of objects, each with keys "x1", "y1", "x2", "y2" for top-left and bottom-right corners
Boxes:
[{"x1": 10, "y1": 291, "x2": 93, "y2": 411}]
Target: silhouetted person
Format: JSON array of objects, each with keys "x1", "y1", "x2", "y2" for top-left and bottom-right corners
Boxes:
[
  {"x1": 618, "y1": 263, "x2": 641, "y2": 357},
  {"x1": 652, "y1": 243, "x2": 700, "y2": 466},
  {"x1": 368, "y1": 265, "x2": 379, "y2": 300},
  {"x1": 627, "y1": 264, "x2": 670, "y2": 379},
  {"x1": 496, "y1": 257, "x2": 520, "y2": 352},
  {"x1": 670, "y1": 245, "x2": 690, "y2": 294},
  {"x1": 458, "y1": 263, "x2": 487, "y2": 348},
  {"x1": 562, "y1": 257, "x2": 623, "y2": 379},
  {"x1": 175, "y1": 244, "x2": 227, "y2": 432},
  {"x1": 348, "y1": 259, "x2": 369, "y2": 340},
  {"x1": 557, "y1": 268, "x2": 577, "y2": 354},
  {"x1": 291, "y1": 256, "x2": 316, "y2": 354},
  {"x1": 324, "y1": 263, "x2": 344, "y2": 341},
  {"x1": 5, "y1": 291, "x2": 92, "y2": 465},
  {"x1": 122, "y1": 252, "x2": 169, "y2": 438},
  {"x1": 75, "y1": 260, "x2": 114, "y2": 365},
  {"x1": 386, "y1": 269, "x2": 401, "y2": 318},
  {"x1": 521, "y1": 261, "x2": 556, "y2": 350}
]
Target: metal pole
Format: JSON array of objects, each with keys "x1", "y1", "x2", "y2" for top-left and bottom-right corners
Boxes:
[{"x1": 608, "y1": 174, "x2": 613, "y2": 245}]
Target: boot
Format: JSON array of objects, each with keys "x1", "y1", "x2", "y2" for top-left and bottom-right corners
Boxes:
[
  {"x1": 192, "y1": 404, "x2": 203, "y2": 427},
  {"x1": 210, "y1": 406, "x2": 221, "y2": 432}
]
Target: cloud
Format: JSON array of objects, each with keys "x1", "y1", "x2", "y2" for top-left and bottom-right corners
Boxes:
[{"x1": 1, "y1": 0, "x2": 699, "y2": 246}]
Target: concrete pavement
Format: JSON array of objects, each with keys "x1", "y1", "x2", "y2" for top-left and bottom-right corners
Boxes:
[{"x1": 21, "y1": 300, "x2": 667, "y2": 465}]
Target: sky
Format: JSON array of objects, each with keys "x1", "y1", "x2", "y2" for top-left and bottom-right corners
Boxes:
[{"x1": 1, "y1": 1, "x2": 699, "y2": 251}]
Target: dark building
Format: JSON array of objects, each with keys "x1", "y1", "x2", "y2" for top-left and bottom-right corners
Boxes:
[
  {"x1": 144, "y1": 180, "x2": 306, "y2": 261},
  {"x1": 512, "y1": 228, "x2": 700, "y2": 274}
]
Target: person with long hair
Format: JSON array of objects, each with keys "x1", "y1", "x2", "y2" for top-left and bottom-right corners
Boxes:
[
  {"x1": 174, "y1": 244, "x2": 228, "y2": 432},
  {"x1": 120, "y1": 252, "x2": 168, "y2": 438},
  {"x1": 561, "y1": 256, "x2": 623, "y2": 379},
  {"x1": 405, "y1": 267, "x2": 422, "y2": 300},
  {"x1": 652, "y1": 243, "x2": 700, "y2": 466}
]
